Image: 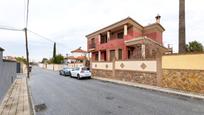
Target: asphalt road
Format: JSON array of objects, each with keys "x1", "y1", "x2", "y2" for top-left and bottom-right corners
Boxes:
[{"x1": 29, "y1": 66, "x2": 204, "y2": 115}]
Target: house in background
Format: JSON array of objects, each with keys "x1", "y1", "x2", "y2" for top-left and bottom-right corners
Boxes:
[
  {"x1": 64, "y1": 47, "x2": 89, "y2": 68},
  {"x1": 86, "y1": 15, "x2": 168, "y2": 62}
]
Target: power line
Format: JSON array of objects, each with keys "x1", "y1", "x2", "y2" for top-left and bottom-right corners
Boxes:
[
  {"x1": 0, "y1": 27, "x2": 23, "y2": 31},
  {"x1": 28, "y1": 30, "x2": 68, "y2": 49},
  {"x1": 28, "y1": 30, "x2": 56, "y2": 43}
]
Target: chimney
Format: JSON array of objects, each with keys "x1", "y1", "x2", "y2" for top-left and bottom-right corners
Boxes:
[{"x1": 155, "y1": 14, "x2": 161, "y2": 23}]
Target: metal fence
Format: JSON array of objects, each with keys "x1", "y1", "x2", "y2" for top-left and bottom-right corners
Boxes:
[{"x1": 0, "y1": 60, "x2": 17, "y2": 102}]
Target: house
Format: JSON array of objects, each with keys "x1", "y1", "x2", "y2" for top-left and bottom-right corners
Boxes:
[
  {"x1": 86, "y1": 15, "x2": 167, "y2": 62},
  {"x1": 65, "y1": 47, "x2": 89, "y2": 68}
]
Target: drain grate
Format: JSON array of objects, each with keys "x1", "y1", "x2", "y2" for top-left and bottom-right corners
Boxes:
[{"x1": 34, "y1": 103, "x2": 47, "y2": 112}]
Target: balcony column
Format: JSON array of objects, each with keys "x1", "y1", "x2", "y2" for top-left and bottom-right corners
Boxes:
[
  {"x1": 106, "y1": 50, "x2": 110, "y2": 61},
  {"x1": 124, "y1": 24, "x2": 128, "y2": 36},
  {"x1": 141, "y1": 44, "x2": 145, "y2": 59},
  {"x1": 98, "y1": 50, "x2": 101, "y2": 61},
  {"x1": 107, "y1": 31, "x2": 110, "y2": 41},
  {"x1": 98, "y1": 34, "x2": 101, "y2": 43},
  {"x1": 115, "y1": 49, "x2": 118, "y2": 60}
]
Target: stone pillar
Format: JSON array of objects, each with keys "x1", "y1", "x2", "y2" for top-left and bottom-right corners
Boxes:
[
  {"x1": 124, "y1": 24, "x2": 128, "y2": 36},
  {"x1": 107, "y1": 31, "x2": 110, "y2": 41},
  {"x1": 89, "y1": 52, "x2": 92, "y2": 70},
  {"x1": 112, "y1": 58, "x2": 116, "y2": 78},
  {"x1": 156, "y1": 49, "x2": 162, "y2": 86},
  {"x1": 98, "y1": 51, "x2": 101, "y2": 61},
  {"x1": 141, "y1": 44, "x2": 146, "y2": 59}
]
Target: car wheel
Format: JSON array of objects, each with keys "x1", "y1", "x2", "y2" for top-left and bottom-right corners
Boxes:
[
  {"x1": 64, "y1": 72, "x2": 67, "y2": 76},
  {"x1": 77, "y1": 74, "x2": 80, "y2": 80},
  {"x1": 68, "y1": 72, "x2": 71, "y2": 76}
]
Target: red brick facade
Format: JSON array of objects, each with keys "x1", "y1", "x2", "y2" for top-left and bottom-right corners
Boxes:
[{"x1": 86, "y1": 17, "x2": 165, "y2": 61}]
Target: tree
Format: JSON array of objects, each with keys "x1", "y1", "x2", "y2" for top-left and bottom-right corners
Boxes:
[
  {"x1": 53, "y1": 42, "x2": 56, "y2": 63},
  {"x1": 15, "y1": 57, "x2": 27, "y2": 64},
  {"x1": 41, "y1": 58, "x2": 48, "y2": 63},
  {"x1": 52, "y1": 54, "x2": 64, "y2": 64},
  {"x1": 179, "y1": 0, "x2": 186, "y2": 53},
  {"x1": 186, "y1": 41, "x2": 204, "y2": 52}
]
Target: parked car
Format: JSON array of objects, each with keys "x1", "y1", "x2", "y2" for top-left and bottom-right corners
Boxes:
[
  {"x1": 59, "y1": 67, "x2": 72, "y2": 76},
  {"x1": 70, "y1": 67, "x2": 91, "y2": 79}
]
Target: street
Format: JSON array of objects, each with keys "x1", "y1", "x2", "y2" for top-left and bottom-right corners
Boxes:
[{"x1": 29, "y1": 67, "x2": 204, "y2": 115}]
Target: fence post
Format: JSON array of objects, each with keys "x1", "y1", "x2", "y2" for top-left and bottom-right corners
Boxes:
[
  {"x1": 156, "y1": 51, "x2": 162, "y2": 86},
  {"x1": 112, "y1": 58, "x2": 115, "y2": 78}
]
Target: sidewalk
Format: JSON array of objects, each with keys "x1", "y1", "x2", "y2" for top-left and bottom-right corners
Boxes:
[
  {"x1": 0, "y1": 74, "x2": 32, "y2": 115},
  {"x1": 93, "y1": 76, "x2": 204, "y2": 100}
]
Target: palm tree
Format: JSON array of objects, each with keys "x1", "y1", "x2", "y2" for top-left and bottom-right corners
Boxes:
[{"x1": 179, "y1": 0, "x2": 186, "y2": 53}]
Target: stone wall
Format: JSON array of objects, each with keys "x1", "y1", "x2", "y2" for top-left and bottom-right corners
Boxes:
[
  {"x1": 115, "y1": 70, "x2": 157, "y2": 86},
  {"x1": 161, "y1": 69, "x2": 204, "y2": 94},
  {"x1": 92, "y1": 69, "x2": 157, "y2": 86},
  {"x1": 92, "y1": 69, "x2": 112, "y2": 78},
  {"x1": 39, "y1": 64, "x2": 65, "y2": 71}
]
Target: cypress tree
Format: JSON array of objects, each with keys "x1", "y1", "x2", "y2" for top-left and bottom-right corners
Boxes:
[{"x1": 53, "y1": 42, "x2": 56, "y2": 63}]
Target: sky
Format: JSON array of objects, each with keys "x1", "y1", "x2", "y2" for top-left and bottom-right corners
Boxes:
[{"x1": 0, "y1": 0, "x2": 204, "y2": 62}]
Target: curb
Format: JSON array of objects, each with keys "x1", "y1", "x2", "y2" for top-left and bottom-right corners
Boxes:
[
  {"x1": 93, "y1": 77, "x2": 204, "y2": 101},
  {"x1": 26, "y1": 78, "x2": 36, "y2": 115}
]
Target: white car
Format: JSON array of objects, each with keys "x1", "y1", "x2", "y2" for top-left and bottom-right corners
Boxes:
[{"x1": 70, "y1": 67, "x2": 91, "y2": 79}]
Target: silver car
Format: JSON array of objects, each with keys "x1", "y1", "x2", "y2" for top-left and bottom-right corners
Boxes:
[{"x1": 59, "y1": 67, "x2": 72, "y2": 76}]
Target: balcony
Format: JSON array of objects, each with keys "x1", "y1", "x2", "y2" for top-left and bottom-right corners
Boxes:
[{"x1": 88, "y1": 43, "x2": 96, "y2": 51}]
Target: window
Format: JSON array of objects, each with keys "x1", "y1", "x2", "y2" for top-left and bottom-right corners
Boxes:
[
  {"x1": 128, "y1": 47, "x2": 135, "y2": 59},
  {"x1": 118, "y1": 49, "x2": 122, "y2": 60},
  {"x1": 82, "y1": 67, "x2": 89, "y2": 70},
  {"x1": 90, "y1": 38, "x2": 95, "y2": 48},
  {"x1": 117, "y1": 32, "x2": 124, "y2": 39},
  {"x1": 100, "y1": 35, "x2": 107, "y2": 44}
]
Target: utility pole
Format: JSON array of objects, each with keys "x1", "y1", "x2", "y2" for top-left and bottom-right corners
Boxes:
[{"x1": 24, "y1": 28, "x2": 30, "y2": 78}]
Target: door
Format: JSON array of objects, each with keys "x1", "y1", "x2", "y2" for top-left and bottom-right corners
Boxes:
[
  {"x1": 110, "y1": 50, "x2": 115, "y2": 61},
  {"x1": 16, "y1": 63, "x2": 21, "y2": 73},
  {"x1": 73, "y1": 67, "x2": 80, "y2": 77}
]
